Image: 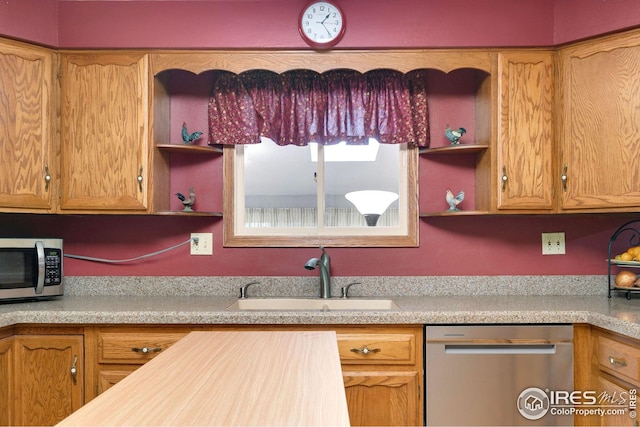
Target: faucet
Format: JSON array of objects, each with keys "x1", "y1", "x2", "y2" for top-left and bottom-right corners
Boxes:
[{"x1": 304, "y1": 246, "x2": 331, "y2": 298}]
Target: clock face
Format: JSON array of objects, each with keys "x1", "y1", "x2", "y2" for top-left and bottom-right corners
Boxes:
[{"x1": 299, "y1": 1, "x2": 345, "y2": 49}]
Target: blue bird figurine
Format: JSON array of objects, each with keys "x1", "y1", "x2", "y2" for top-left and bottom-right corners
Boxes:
[
  {"x1": 175, "y1": 187, "x2": 196, "y2": 212},
  {"x1": 181, "y1": 122, "x2": 203, "y2": 144},
  {"x1": 445, "y1": 125, "x2": 466, "y2": 145},
  {"x1": 445, "y1": 189, "x2": 464, "y2": 211}
]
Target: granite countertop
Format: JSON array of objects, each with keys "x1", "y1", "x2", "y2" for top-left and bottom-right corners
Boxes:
[{"x1": 3, "y1": 293, "x2": 640, "y2": 341}]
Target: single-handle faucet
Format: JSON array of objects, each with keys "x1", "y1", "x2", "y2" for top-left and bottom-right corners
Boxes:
[{"x1": 304, "y1": 246, "x2": 331, "y2": 298}]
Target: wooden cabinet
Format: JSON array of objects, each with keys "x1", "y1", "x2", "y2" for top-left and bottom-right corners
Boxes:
[
  {"x1": 557, "y1": 29, "x2": 640, "y2": 212},
  {"x1": 85, "y1": 324, "x2": 423, "y2": 426},
  {"x1": 0, "y1": 38, "x2": 57, "y2": 213},
  {"x1": 338, "y1": 329, "x2": 423, "y2": 426},
  {"x1": 0, "y1": 331, "x2": 84, "y2": 427},
  {"x1": 590, "y1": 327, "x2": 640, "y2": 426},
  {"x1": 85, "y1": 326, "x2": 198, "y2": 401},
  {"x1": 59, "y1": 52, "x2": 150, "y2": 213},
  {"x1": 0, "y1": 336, "x2": 12, "y2": 426},
  {"x1": 495, "y1": 50, "x2": 556, "y2": 212}
]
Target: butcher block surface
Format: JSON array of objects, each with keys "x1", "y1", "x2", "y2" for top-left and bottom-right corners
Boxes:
[{"x1": 57, "y1": 331, "x2": 350, "y2": 426}]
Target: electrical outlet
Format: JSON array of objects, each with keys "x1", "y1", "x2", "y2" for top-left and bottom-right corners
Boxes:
[
  {"x1": 190, "y1": 233, "x2": 213, "y2": 256},
  {"x1": 541, "y1": 232, "x2": 566, "y2": 255}
]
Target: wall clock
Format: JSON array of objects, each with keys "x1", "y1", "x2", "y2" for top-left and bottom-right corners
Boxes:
[{"x1": 298, "y1": 1, "x2": 346, "y2": 49}]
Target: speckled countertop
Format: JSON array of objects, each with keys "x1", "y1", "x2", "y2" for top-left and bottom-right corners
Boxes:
[{"x1": 2, "y1": 275, "x2": 640, "y2": 340}]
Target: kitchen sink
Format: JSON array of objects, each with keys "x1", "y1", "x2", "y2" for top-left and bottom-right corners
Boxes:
[{"x1": 226, "y1": 298, "x2": 399, "y2": 311}]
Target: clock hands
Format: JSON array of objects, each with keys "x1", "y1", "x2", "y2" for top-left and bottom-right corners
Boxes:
[{"x1": 317, "y1": 12, "x2": 335, "y2": 37}]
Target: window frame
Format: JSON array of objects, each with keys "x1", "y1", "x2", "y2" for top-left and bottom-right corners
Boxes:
[{"x1": 222, "y1": 144, "x2": 419, "y2": 247}]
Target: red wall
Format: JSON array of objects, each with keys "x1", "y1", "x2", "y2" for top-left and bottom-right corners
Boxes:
[
  {"x1": 2, "y1": 0, "x2": 638, "y2": 49},
  {"x1": 1, "y1": 0, "x2": 639, "y2": 278},
  {"x1": 0, "y1": 0, "x2": 58, "y2": 46},
  {"x1": 0, "y1": 213, "x2": 635, "y2": 277}
]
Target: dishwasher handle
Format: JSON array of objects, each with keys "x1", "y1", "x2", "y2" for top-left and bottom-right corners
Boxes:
[{"x1": 444, "y1": 344, "x2": 557, "y2": 354}]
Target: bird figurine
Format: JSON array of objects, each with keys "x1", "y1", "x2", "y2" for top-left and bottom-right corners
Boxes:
[
  {"x1": 175, "y1": 187, "x2": 196, "y2": 212},
  {"x1": 445, "y1": 189, "x2": 465, "y2": 211},
  {"x1": 181, "y1": 122, "x2": 203, "y2": 145},
  {"x1": 445, "y1": 125, "x2": 466, "y2": 145}
]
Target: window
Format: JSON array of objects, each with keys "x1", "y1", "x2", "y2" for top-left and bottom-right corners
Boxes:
[{"x1": 223, "y1": 138, "x2": 418, "y2": 247}]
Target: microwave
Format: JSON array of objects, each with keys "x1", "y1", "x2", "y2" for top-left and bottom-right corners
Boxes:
[{"x1": 0, "y1": 238, "x2": 63, "y2": 302}]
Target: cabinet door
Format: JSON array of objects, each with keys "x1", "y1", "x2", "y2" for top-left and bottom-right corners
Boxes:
[
  {"x1": 558, "y1": 30, "x2": 640, "y2": 211},
  {"x1": 0, "y1": 39, "x2": 56, "y2": 212},
  {"x1": 343, "y1": 370, "x2": 421, "y2": 427},
  {"x1": 496, "y1": 51, "x2": 555, "y2": 211},
  {"x1": 0, "y1": 337, "x2": 13, "y2": 426},
  {"x1": 596, "y1": 375, "x2": 637, "y2": 427},
  {"x1": 13, "y1": 335, "x2": 84, "y2": 426},
  {"x1": 60, "y1": 53, "x2": 149, "y2": 212}
]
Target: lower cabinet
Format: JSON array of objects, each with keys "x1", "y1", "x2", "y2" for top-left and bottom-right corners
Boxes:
[
  {"x1": 85, "y1": 326, "x2": 195, "y2": 399},
  {"x1": 338, "y1": 330, "x2": 422, "y2": 426},
  {"x1": 84, "y1": 325, "x2": 424, "y2": 426},
  {"x1": 591, "y1": 327, "x2": 640, "y2": 427},
  {"x1": 0, "y1": 330, "x2": 84, "y2": 427}
]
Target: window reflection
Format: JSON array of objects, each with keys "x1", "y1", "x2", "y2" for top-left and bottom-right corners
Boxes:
[{"x1": 240, "y1": 137, "x2": 402, "y2": 230}]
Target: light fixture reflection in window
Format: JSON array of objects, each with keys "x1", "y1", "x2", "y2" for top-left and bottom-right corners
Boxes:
[{"x1": 345, "y1": 190, "x2": 399, "y2": 226}]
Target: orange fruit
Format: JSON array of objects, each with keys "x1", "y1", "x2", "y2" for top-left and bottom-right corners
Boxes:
[
  {"x1": 629, "y1": 246, "x2": 640, "y2": 257},
  {"x1": 619, "y1": 252, "x2": 634, "y2": 261}
]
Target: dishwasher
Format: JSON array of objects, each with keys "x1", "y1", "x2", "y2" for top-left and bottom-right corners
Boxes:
[{"x1": 425, "y1": 325, "x2": 573, "y2": 426}]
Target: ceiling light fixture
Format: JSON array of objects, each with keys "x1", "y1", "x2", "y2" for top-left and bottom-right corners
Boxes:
[{"x1": 345, "y1": 190, "x2": 399, "y2": 226}]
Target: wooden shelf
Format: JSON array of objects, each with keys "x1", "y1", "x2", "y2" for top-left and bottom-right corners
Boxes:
[
  {"x1": 419, "y1": 144, "x2": 489, "y2": 155},
  {"x1": 420, "y1": 210, "x2": 491, "y2": 217},
  {"x1": 156, "y1": 144, "x2": 222, "y2": 154},
  {"x1": 153, "y1": 210, "x2": 223, "y2": 217}
]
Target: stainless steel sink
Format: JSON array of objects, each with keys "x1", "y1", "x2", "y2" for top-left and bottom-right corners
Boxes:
[{"x1": 226, "y1": 298, "x2": 399, "y2": 311}]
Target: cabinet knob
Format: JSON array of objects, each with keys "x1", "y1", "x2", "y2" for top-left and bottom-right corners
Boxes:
[
  {"x1": 70, "y1": 355, "x2": 78, "y2": 385},
  {"x1": 44, "y1": 165, "x2": 51, "y2": 191},
  {"x1": 609, "y1": 356, "x2": 627, "y2": 367},
  {"x1": 350, "y1": 346, "x2": 381, "y2": 355},
  {"x1": 137, "y1": 166, "x2": 144, "y2": 192},
  {"x1": 501, "y1": 166, "x2": 508, "y2": 192},
  {"x1": 561, "y1": 164, "x2": 568, "y2": 191},
  {"x1": 131, "y1": 346, "x2": 162, "y2": 354}
]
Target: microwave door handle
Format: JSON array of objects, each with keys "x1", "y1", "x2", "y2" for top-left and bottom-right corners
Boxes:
[{"x1": 35, "y1": 241, "x2": 45, "y2": 294}]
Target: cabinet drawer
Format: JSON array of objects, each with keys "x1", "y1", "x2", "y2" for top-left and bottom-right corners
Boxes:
[
  {"x1": 98, "y1": 332, "x2": 188, "y2": 364},
  {"x1": 337, "y1": 333, "x2": 415, "y2": 365},
  {"x1": 598, "y1": 335, "x2": 640, "y2": 385}
]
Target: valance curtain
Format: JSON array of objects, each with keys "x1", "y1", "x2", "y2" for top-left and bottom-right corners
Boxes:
[{"x1": 208, "y1": 69, "x2": 429, "y2": 147}]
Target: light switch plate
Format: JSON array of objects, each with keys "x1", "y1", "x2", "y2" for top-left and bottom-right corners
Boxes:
[
  {"x1": 190, "y1": 233, "x2": 213, "y2": 256},
  {"x1": 542, "y1": 232, "x2": 565, "y2": 255}
]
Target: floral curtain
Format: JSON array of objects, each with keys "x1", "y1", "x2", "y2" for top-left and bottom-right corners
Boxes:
[{"x1": 208, "y1": 68, "x2": 429, "y2": 147}]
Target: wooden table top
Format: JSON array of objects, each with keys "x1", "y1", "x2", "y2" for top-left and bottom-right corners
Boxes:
[{"x1": 58, "y1": 331, "x2": 350, "y2": 426}]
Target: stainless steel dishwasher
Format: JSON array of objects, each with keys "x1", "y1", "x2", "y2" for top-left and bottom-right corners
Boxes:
[{"x1": 425, "y1": 325, "x2": 573, "y2": 426}]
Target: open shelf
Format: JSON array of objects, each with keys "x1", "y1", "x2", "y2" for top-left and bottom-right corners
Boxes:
[
  {"x1": 419, "y1": 144, "x2": 489, "y2": 155},
  {"x1": 153, "y1": 210, "x2": 222, "y2": 217},
  {"x1": 420, "y1": 210, "x2": 491, "y2": 217},
  {"x1": 156, "y1": 144, "x2": 222, "y2": 154}
]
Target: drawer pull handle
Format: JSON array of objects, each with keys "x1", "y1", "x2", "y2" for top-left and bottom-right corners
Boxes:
[
  {"x1": 131, "y1": 346, "x2": 162, "y2": 354},
  {"x1": 609, "y1": 356, "x2": 627, "y2": 367},
  {"x1": 70, "y1": 355, "x2": 78, "y2": 385},
  {"x1": 350, "y1": 346, "x2": 381, "y2": 355}
]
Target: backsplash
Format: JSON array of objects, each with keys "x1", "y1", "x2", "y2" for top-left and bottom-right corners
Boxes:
[{"x1": 64, "y1": 275, "x2": 606, "y2": 297}]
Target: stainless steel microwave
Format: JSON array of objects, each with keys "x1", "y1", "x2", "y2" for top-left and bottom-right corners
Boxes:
[{"x1": 0, "y1": 238, "x2": 63, "y2": 301}]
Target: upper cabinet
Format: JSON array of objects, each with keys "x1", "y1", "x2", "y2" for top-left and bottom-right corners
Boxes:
[
  {"x1": 0, "y1": 39, "x2": 57, "y2": 213},
  {"x1": 557, "y1": 29, "x2": 640, "y2": 212},
  {"x1": 59, "y1": 52, "x2": 150, "y2": 213},
  {"x1": 495, "y1": 50, "x2": 555, "y2": 212}
]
